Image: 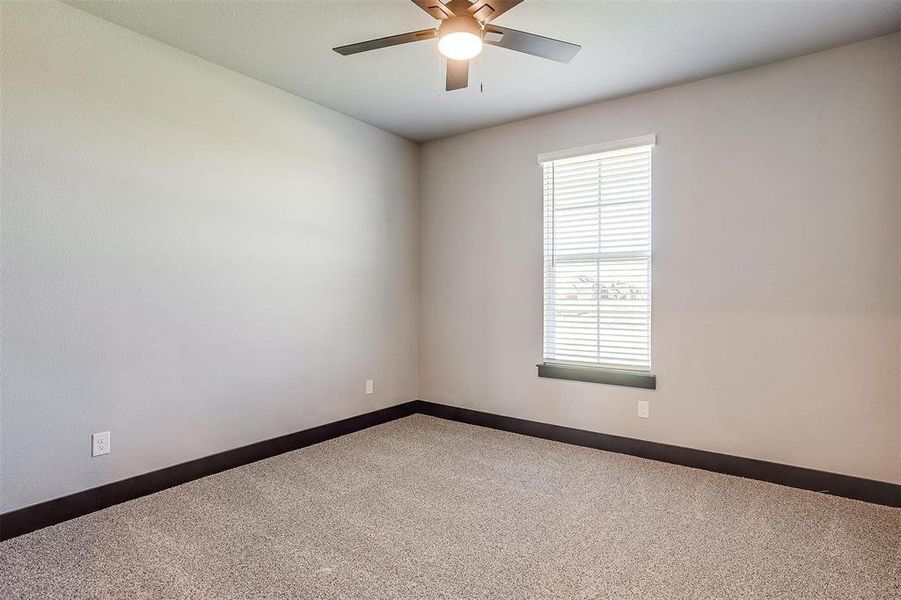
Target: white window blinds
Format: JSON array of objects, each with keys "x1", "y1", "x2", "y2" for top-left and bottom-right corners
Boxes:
[{"x1": 541, "y1": 138, "x2": 654, "y2": 373}]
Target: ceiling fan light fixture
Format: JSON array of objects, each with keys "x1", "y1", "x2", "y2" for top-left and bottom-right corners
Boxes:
[
  {"x1": 332, "y1": 1, "x2": 582, "y2": 92},
  {"x1": 437, "y1": 16, "x2": 482, "y2": 60}
]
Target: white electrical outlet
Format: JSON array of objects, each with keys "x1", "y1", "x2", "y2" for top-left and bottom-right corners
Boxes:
[
  {"x1": 92, "y1": 431, "x2": 110, "y2": 456},
  {"x1": 365, "y1": 379, "x2": 374, "y2": 395},
  {"x1": 637, "y1": 400, "x2": 650, "y2": 419}
]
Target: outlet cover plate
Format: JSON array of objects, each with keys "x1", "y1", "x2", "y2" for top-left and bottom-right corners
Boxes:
[
  {"x1": 92, "y1": 431, "x2": 110, "y2": 456},
  {"x1": 637, "y1": 401, "x2": 650, "y2": 419}
]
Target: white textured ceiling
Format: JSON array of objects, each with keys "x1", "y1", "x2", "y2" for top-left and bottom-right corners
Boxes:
[{"x1": 65, "y1": 0, "x2": 901, "y2": 142}]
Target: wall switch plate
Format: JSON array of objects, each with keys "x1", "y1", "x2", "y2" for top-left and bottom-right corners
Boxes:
[
  {"x1": 92, "y1": 431, "x2": 110, "y2": 456},
  {"x1": 637, "y1": 400, "x2": 650, "y2": 419},
  {"x1": 365, "y1": 379, "x2": 374, "y2": 395}
]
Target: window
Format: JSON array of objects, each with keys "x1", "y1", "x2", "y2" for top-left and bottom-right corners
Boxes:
[{"x1": 539, "y1": 135, "x2": 655, "y2": 388}]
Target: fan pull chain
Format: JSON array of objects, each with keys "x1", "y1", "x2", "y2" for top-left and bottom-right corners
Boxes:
[
  {"x1": 436, "y1": 36, "x2": 443, "y2": 105},
  {"x1": 480, "y1": 23, "x2": 485, "y2": 94}
]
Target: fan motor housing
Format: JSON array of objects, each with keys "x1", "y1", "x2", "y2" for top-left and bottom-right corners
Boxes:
[{"x1": 438, "y1": 16, "x2": 481, "y2": 40}]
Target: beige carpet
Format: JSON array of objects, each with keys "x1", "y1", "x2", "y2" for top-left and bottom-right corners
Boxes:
[{"x1": 1, "y1": 414, "x2": 898, "y2": 599}]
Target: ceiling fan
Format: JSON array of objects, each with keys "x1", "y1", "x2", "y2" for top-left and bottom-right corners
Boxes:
[{"x1": 333, "y1": 0, "x2": 580, "y2": 92}]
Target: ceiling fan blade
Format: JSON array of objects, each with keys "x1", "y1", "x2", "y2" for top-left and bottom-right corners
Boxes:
[
  {"x1": 333, "y1": 28, "x2": 437, "y2": 56},
  {"x1": 411, "y1": 0, "x2": 455, "y2": 20},
  {"x1": 446, "y1": 58, "x2": 469, "y2": 91},
  {"x1": 484, "y1": 25, "x2": 580, "y2": 63},
  {"x1": 466, "y1": 0, "x2": 524, "y2": 23}
]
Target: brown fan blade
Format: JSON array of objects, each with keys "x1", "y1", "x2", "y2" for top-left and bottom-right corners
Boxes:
[
  {"x1": 333, "y1": 29, "x2": 437, "y2": 56},
  {"x1": 466, "y1": 0, "x2": 524, "y2": 23},
  {"x1": 483, "y1": 25, "x2": 580, "y2": 63},
  {"x1": 446, "y1": 58, "x2": 469, "y2": 91},
  {"x1": 411, "y1": 0, "x2": 455, "y2": 20}
]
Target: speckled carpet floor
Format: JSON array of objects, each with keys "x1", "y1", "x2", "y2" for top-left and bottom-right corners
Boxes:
[{"x1": 1, "y1": 414, "x2": 899, "y2": 599}]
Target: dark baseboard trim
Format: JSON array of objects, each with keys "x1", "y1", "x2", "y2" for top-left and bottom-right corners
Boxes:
[
  {"x1": 3, "y1": 399, "x2": 897, "y2": 541},
  {"x1": 410, "y1": 400, "x2": 900, "y2": 508},
  {"x1": 0, "y1": 402, "x2": 419, "y2": 541}
]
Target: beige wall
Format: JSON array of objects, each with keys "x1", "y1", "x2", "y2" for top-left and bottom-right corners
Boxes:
[
  {"x1": 1, "y1": 1, "x2": 419, "y2": 511},
  {"x1": 419, "y1": 33, "x2": 901, "y2": 484}
]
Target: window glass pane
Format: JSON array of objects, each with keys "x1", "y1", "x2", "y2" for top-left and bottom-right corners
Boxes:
[{"x1": 542, "y1": 143, "x2": 652, "y2": 372}]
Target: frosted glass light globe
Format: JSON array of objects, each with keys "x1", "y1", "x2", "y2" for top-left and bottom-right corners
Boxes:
[{"x1": 438, "y1": 31, "x2": 483, "y2": 60}]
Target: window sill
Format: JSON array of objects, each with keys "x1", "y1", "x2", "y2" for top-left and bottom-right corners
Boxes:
[{"x1": 537, "y1": 363, "x2": 656, "y2": 390}]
